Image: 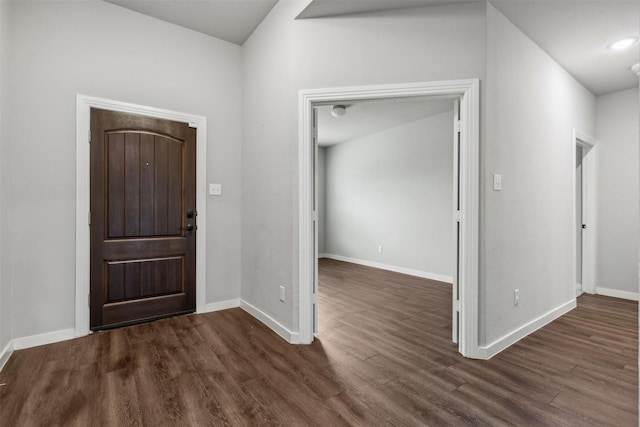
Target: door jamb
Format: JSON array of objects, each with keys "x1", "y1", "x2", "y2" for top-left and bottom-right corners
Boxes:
[
  {"x1": 298, "y1": 79, "x2": 480, "y2": 358},
  {"x1": 75, "y1": 94, "x2": 207, "y2": 337},
  {"x1": 574, "y1": 129, "x2": 596, "y2": 295}
]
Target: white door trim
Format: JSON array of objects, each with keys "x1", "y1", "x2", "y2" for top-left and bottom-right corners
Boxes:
[
  {"x1": 75, "y1": 94, "x2": 207, "y2": 337},
  {"x1": 298, "y1": 79, "x2": 480, "y2": 358},
  {"x1": 452, "y1": 98, "x2": 462, "y2": 343},
  {"x1": 574, "y1": 129, "x2": 596, "y2": 295}
]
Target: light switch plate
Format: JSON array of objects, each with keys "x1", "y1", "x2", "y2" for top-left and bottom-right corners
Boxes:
[
  {"x1": 493, "y1": 174, "x2": 502, "y2": 191},
  {"x1": 209, "y1": 183, "x2": 222, "y2": 196}
]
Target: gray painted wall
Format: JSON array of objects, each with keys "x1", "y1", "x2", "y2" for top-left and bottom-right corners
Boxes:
[
  {"x1": 595, "y1": 88, "x2": 639, "y2": 295},
  {"x1": 484, "y1": 4, "x2": 596, "y2": 345},
  {"x1": 321, "y1": 112, "x2": 453, "y2": 278},
  {"x1": 2, "y1": 1, "x2": 243, "y2": 339},
  {"x1": 242, "y1": 0, "x2": 487, "y2": 332}
]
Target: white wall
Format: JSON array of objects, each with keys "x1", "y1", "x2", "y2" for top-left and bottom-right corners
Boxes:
[
  {"x1": 3, "y1": 1, "x2": 242, "y2": 339},
  {"x1": 595, "y1": 88, "x2": 639, "y2": 297},
  {"x1": 322, "y1": 112, "x2": 453, "y2": 279},
  {"x1": 241, "y1": 0, "x2": 300, "y2": 329},
  {"x1": 242, "y1": 0, "x2": 486, "y2": 333},
  {"x1": 483, "y1": 4, "x2": 596, "y2": 346},
  {"x1": 0, "y1": 0, "x2": 11, "y2": 354}
]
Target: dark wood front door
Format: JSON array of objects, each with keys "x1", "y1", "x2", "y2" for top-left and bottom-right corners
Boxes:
[{"x1": 90, "y1": 109, "x2": 196, "y2": 330}]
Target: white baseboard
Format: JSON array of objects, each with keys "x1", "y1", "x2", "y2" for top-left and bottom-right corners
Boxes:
[
  {"x1": 595, "y1": 287, "x2": 639, "y2": 301},
  {"x1": 239, "y1": 299, "x2": 299, "y2": 343},
  {"x1": 321, "y1": 253, "x2": 453, "y2": 284},
  {"x1": 0, "y1": 299, "x2": 300, "y2": 373},
  {"x1": 205, "y1": 298, "x2": 241, "y2": 312},
  {"x1": 207, "y1": 298, "x2": 301, "y2": 343},
  {"x1": 478, "y1": 298, "x2": 576, "y2": 359},
  {"x1": 12, "y1": 328, "x2": 76, "y2": 351},
  {"x1": 0, "y1": 328, "x2": 76, "y2": 372},
  {"x1": 0, "y1": 340, "x2": 14, "y2": 372}
]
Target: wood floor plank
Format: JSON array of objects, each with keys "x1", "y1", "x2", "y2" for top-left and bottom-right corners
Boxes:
[{"x1": 0, "y1": 258, "x2": 637, "y2": 426}]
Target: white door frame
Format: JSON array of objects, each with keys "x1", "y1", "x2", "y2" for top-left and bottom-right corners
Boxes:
[
  {"x1": 75, "y1": 94, "x2": 208, "y2": 337},
  {"x1": 574, "y1": 129, "x2": 596, "y2": 295},
  {"x1": 452, "y1": 98, "x2": 461, "y2": 343},
  {"x1": 298, "y1": 79, "x2": 480, "y2": 358}
]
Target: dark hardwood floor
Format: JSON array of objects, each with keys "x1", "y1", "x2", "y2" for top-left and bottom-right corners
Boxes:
[{"x1": 1, "y1": 258, "x2": 637, "y2": 426}]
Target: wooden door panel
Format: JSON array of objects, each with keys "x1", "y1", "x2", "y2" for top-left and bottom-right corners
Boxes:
[
  {"x1": 167, "y1": 140, "x2": 183, "y2": 235},
  {"x1": 102, "y1": 294, "x2": 189, "y2": 326},
  {"x1": 139, "y1": 134, "x2": 155, "y2": 236},
  {"x1": 124, "y1": 262, "x2": 141, "y2": 299},
  {"x1": 106, "y1": 132, "x2": 184, "y2": 239},
  {"x1": 107, "y1": 133, "x2": 125, "y2": 238},
  {"x1": 153, "y1": 137, "x2": 169, "y2": 235},
  {"x1": 124, "y1": 133, "x2": 141, "y2": 237},
  {"x1": 91, "y1": 109, "x2": 196, "y2": 330},
  {"x1": 105, "y1": 257, "x2": 183, "y2": 303}
]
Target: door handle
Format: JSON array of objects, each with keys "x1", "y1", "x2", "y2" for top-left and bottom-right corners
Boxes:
[{"x1": 185, "y1": 224, "x2": 194, "y2": 231}]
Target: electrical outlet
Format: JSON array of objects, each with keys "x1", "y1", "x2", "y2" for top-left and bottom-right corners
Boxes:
[
  {"x1": 514, "y1": 289, "x2": 520, "y2": 306},
  {"x1": 279, "y1": 286, "x2": 285, "y2": 302}
]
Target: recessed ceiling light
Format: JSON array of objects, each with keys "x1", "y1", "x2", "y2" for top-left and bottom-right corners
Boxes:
[{"x1": 608, "y1": 37, "x2": 638, "y2": 51}]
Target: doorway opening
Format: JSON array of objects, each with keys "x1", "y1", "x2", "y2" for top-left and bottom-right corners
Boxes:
[
  {"x1": 75, "y1": 95, "x2": 208, "y2": 337},
  {"x1": 298, "y1": 80, "x2": 480, "y2": 358},
  {"x1": 574, "y1": 129, "x2": 596, "y2": 295},
  {"x1": 315, "y1": 96, "x2": 457, "y2": 342},
  {"x1": 576, "y1": 145, "x2": 584, "y2": 295}
]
